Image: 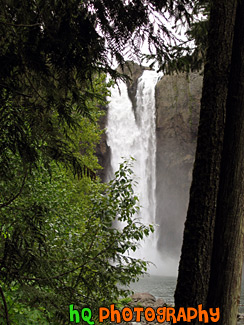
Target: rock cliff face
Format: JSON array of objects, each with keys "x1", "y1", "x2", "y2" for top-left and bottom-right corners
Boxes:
[
  {"x1": 155, "y1": 72, "x2": 202, "y2": 258},
  {"x1": 117, "y1": 61, "x2": 149, "y2": 116},
  {"x1": 96, "y1": 104, "x2": 111, "y2": 181}
]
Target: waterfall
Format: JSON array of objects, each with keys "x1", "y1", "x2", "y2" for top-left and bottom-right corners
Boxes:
[
  {"x1": 106, "y1": 68, "x2": 197, "y2": 276},
  {"x1": 106, "y1": 70, "x2": 163, "y2": 274}
]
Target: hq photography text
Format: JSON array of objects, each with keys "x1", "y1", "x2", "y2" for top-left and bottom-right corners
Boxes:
[{"x1": 69, "y1": 303, "x2": 220, "y2": 323}]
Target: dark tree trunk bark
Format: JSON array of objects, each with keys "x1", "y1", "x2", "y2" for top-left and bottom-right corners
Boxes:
[
  {"x1": 174, "y1": 0, "x2": 238, "y2": 322},
  {"x1": 207, "y1": 2, "x2": 244, "y2": 324}
]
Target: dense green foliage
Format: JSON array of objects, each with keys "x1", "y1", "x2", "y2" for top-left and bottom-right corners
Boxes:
[{"x1": 0, "y1": 158, "x2": 153, "y2": 324}]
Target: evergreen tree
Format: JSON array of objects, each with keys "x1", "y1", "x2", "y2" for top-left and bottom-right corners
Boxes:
[
  {"x1": 206, "y1": 1, "x2": 244, "y2": 322},
  {"x1": 174, "y1": 0, "x2": 244, "y2": 323}
]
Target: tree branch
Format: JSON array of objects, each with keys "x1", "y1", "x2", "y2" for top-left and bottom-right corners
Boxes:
[
  {"x1": 0, "y1": 21, "x2": 41, "y2": 27},
  {"x1": 0, "y1": 286, "x2": 10, "y2": 325},
  {"x1": 0, "y1": 169, "x2": 28, "y2": 209},
  {"x1": 20, "y1": 237, "x2": 118, "y2": 282},
  {"x1": 0, "y1": 83, "x2": 32, "y2": 98}
]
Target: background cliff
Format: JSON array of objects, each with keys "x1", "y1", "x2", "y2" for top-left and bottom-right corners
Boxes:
[{"x1": 155, "y1": 72, "x2": 202, "y2": 258}]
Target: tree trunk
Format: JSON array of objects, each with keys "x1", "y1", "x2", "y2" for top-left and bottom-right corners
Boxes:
[
  {"x1": 174, "y1": 0, "x2": 237, "y2": 321},
  {"x1": 207, "y1": 2, "x2": 244, "y2": 323}
]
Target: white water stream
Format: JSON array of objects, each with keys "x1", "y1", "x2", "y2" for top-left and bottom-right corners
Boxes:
[{"x1": 106, "y1": 70, "x2": 173, "y2": 274}]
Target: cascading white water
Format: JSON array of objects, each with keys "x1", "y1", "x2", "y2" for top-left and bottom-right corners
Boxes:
[{"x1": 106, "y1": 70, "x2": 162, "y2": 273}]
